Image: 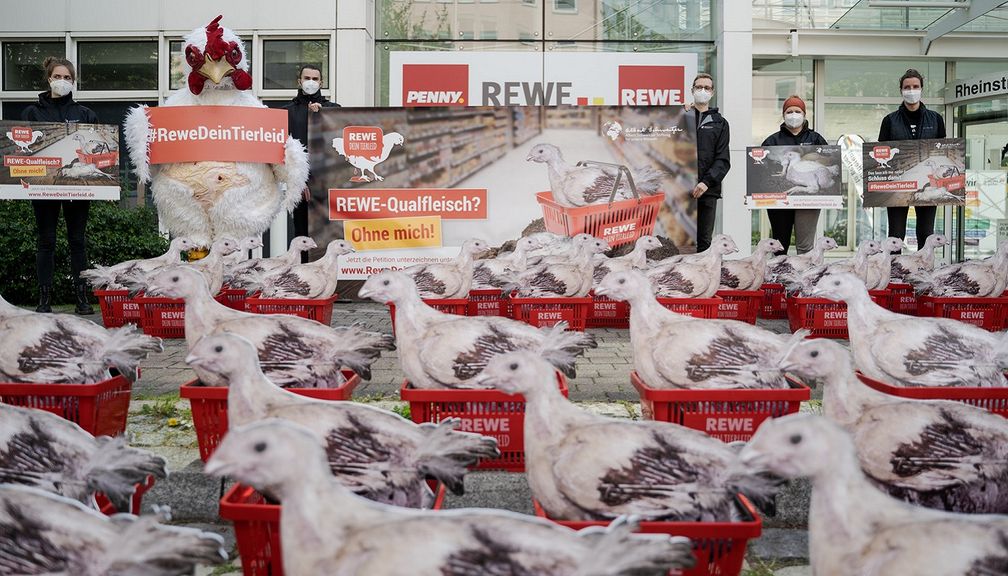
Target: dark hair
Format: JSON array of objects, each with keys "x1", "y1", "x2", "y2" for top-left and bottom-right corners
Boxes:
[
  {"x1": 43, "y1": 56, "x2": 76, "y2": 82},
  {"x1": 899, "y1": 68, "x2": 924, "y2": 90},
  {"x1": 298, "y1": 65, "x2": 322, "y2": 79},
  {"x1": 692, "y1": 72, "x2": 714, "y2": 89}
]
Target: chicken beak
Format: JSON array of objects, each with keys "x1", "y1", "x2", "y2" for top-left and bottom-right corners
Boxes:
[
  {"x1": 357, "y1": 286, "x2": 373, "y2": 299},
  {"x1": 184, "y1": 353, "x2": 205, "y2": 368},
  {"x1": 203, "y1": 453, "x2": 233, "y2": 477},
  {"x1": 525, "y1": 155, "x2": 533, "y2": 162},
  {"x1": 198, "y1": 57, "x2": 236, "y2": 84}
]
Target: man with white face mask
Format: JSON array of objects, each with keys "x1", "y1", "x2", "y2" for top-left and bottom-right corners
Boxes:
[
  {"x1": 284, "y1": 64, "x2": 340, "y2": 252},
  {"x1": 761, "y1": 95, "x2": 828, "y2": 255},
  {"x1": 878, "y1": 68, "x2": 946, "y2": 251},
  {"x1": 688, "y1": 73, "x2": 731, "y2": 253}
]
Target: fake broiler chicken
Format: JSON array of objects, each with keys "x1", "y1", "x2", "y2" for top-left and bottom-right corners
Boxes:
[{"x1": 125, "y1": 15, "x2": 309, "y2": 248}]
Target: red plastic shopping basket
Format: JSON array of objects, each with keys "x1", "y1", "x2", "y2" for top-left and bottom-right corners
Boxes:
[
  {"x1": 96, "y1": 474, "x2": 157, "y2": 516},
  {"x1": 180, "y1": 371, "x2": 360, "y2": 462},
  {"x1": 217, "y1": 286, "x2": 248, "y2": 311},
  {"x1": 75, "y1": 148, "x2": 119, "y2": 168},
  {"x1": 220, "y1": 482, "x2": 446, "y2": 576},
  {"x1": 400, "y1": 373, "x2": 568, "y2": 472},
  {"x1": 135, "y1": 296, "x2": 187, "y2": 338},
  {"x1": 509, "y1": 295, "x2": 592, "y2": 331},
  {"x1": 387, "y1": 298, "x2": 468, "y2": 335},
  {"x1": 0, "y1": 373, "x2": 132, "y2": 437},
  {"x1": 916, "y1": 294, "x2": 1008, "y2": 331},
  {"x1": 587, "y1": 293, "x2": 631, "y2": 329},
  {"x1": 630, "y1": 372, "x2": 810, "y2": 442},
  {"x1": 467, "y1": 289, "x2": 511, "y2": 317},
  {"x1": 536, "y1": 190, "x2": 663, "y2": 248},
  {"x1": 858, "y1": 372, "x2": 1008, "y2": 418},
  {"x1": 245, "y1": 294, "x2": 338, "y2": 325},
  {"x1": 656, "y1": 296, "x2": 722, "y2": 319},
  {"x1": 94, "y1": 289, "x2": 141, "y2": 328},
  {"x1": 887, "y1": 283, "x2": 918, "y2": 315},
  {"x1": 759, "y1": 283, "x2": 787, "y2": 319},
  {"x1": 786, "y1": 289, "x2": 891, "y2": 339},
  {"x1": 533, "y1": 495, "x2": 761, "y2": 576},
  {"x1": 715, "y1": 290, "x2": 763, "y2": 324}
]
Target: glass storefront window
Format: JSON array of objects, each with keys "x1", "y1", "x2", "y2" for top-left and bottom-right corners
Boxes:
[
  {"x1": 77, "y1": 41, "x2": 158, "y2": 91},
  {"x1": 377, "y1": 0, "x2": 542, "y2": 41},
  {"x1": 547, "y1": 0, "x2": 711, "y2": 42},
  {"x1": 3, "y1": 41, "x2": 64, "y2": 91},
  {"x1": 752, "y1": 58, "x2": 814, "y2": 144},
  {"x1": 823, "y1": 102, "x2": 891, "y2": 142},
  {"x1": 953, "y1": 60, "x2": 1008, "y2": 80},
  {"x1": 262, "y1": 39, "x2": 329, "y2": 90},
  {"x1": 825, "y1": 59, "x2": 944, "y2": 99}
]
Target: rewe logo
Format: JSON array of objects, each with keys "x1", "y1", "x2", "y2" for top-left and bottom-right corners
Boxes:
[
  {"x1": 603, "y1": 222, "x2": 637, "y2": 236},
  {"x1": 333, "y1": 126, "x2": 406, "y2": 182},
  {"x1": 869, "y1": 145, "x2": 899, "y2": 168},
  {"x1": 402, "y1": 64, "x2": 469, "y2": 107},
  {"x1": 749, "y1": 148, "x2": 768, "y2": 164},
  {"x1": 618, "y1": 65, "x2": 685, "y2": 106}
]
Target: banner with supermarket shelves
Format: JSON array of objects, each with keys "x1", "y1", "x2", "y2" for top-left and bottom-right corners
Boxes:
[
  {"x1": 861, "y1": 138, "x2": 967, "y2": 208},
  {"x1": 0, "y1": 120, "x2": 120, "y2": 200},
  {"x1": 388, "y1": 51, "x2": 699, "y2": 107},
  {"x1": 306, "y1": 106, "x2": 698, "y2": 280},
  {"x1": 744, "y1": 144, "x2": 843, "y2": 209}
]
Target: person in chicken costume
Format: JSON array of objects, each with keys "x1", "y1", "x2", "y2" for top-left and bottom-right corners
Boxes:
[{"x1": 125, "y1": 15, "x2": 309, "y2": 249}]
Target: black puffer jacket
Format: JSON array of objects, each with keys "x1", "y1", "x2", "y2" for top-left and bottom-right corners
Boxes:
[
  {"x1": 21, "y1": 91, "x2": 99, "y2": 124},
  {"x1": 761, "y1": 123, "x2": 828, "y2": 147},
  {"x1": 878, "y1": 102, "x2": 946, "y2": 142},
  {"x1": 694, "y1": 107, "x2": 731, "y2": 199},
  {"x1": 284, "y1": 90, "x2": 340, "y2": 146}
]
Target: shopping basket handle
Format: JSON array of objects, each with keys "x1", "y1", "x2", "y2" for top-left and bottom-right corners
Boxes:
[{"x1": 575, "y1": 161, "x2": 640, "y2": 205}]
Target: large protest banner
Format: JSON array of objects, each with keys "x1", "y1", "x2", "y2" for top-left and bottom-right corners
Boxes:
[{"x1": 745, "y1": 144, "x2": 843, "y2": 209}]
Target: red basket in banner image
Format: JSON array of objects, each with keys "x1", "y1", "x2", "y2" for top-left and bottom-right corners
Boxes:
[
  {"x1": 536, "y1": 190, "x2": 663, "y2": 249},
  {"x1": 75, "y1": 148, "x2": 119, "y2": 168}
]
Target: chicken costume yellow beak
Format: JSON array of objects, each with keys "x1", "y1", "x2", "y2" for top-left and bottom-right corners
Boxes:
[{"x1": 198, "y1": 57, "x2": 235, "y2": 84}]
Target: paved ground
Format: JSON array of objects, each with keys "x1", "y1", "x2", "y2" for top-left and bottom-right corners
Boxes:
[{"x1": 75, "y1": 300, "x2": 813, "y2": 575}]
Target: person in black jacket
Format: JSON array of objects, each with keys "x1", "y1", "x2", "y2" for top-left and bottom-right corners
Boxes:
[
  {"x1": 689, "y1": 73, "x2": 731, "y2": 253},
  {"x1": 21, "y1": 57, "x2": 99, "y2": 314},
  {"x1": 762, "y1": 95, "x2": 828, "y2": 255},
  {"x1": 878, "y1": 68, "x2": 946, "y2": 250},
  {"x1": 284, "y1": 65, "x2": 340, "y2": 251}
]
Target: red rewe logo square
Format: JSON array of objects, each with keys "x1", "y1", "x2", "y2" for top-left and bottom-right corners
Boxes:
[
  {"x1": 402, "y1": 64, "x2": 469, "y2": 107},
  {"x1": 343, "y1": 126, "x2": 384, "y2": 158},
  {"x1": 872, "y1": 146, "x2": 891, "y2": 160},
  {"x1": 618, "y1": 65, "x2": 685, "y2": 106},
  {"x1": 10, "y1": 126, "x2": 33, "y2": 141}
]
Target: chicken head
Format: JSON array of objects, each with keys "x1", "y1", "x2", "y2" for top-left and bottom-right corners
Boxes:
[
  {"x1": 146, "y1": 266, "x2": 211, "y2": 299},
  {"x1": 741, "y1": 414, "x2": 846, "y2": 481},
  {"x1": 205, "y1": 418, "x2": 321, "y2": 493},
  {"x1": 525, "y1": 143, "x2": 562, "y2": 164},
  {"x1": 358, "y1": 270, "x2": 417, "y2": 303},
  {"x1": 476, "y1": 350, "x2": 555, "y2": 396},
  {"x1": 811, "y1": 272, "x2": 870, "y2": 303},
  {"x1": 185, "y1": 332, "x2": 259, "y2": 385},
  {"x1": 779, "y1": 337, "x2": 850, "y2": 382},
  {"x1": 595, "y1": 270, "x2": 652, "y2": 302}
]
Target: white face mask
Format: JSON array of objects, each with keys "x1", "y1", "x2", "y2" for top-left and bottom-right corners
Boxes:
[
  {"x1": 692, "y1": 88, "x2": 713, "y2": 105},
  {"x1": 301, "y1": 79, "x2": 320, "y2": 95},
  {"x1": 902, "y1": 89, "x2": 922, "y2": 105},
  {"x1": 784, "y1": 112, "x2": 805, "y2": 129},
  {"x1": 49, "y1": 78, "x2": 74, "y2": 97}
]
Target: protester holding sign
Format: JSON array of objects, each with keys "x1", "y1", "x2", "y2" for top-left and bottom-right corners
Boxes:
[
  {"x1": 690, "y1": 73, "x2": 731, "y2": 252},
  {"x1": 21, "y1": 56, "x2": 98, "y2": 314},
  {"x1": 285, "y1": 64, "x2": 340, "y2": 247},
  {"x1": 878, "y1": 68, "x2": 946, "y2": 250},
  {"x1": 761, "y1": 96, "x2": 828, "y2": 255}
]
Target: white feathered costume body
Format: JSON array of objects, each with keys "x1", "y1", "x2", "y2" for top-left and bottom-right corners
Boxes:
[{"x1": 124, "y1": 15, "x2": 309, "y2": 248}]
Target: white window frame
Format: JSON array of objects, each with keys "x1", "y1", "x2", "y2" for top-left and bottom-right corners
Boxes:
[
  {"x1": 257, "y1": 32, "x2": 336, "y2": 101},
  {"x1": 552, "y1": 0, "x2": 577, "y2": 14},
  {"x1": 72, "y1": 34, "x2": 160, "y2": 100}
]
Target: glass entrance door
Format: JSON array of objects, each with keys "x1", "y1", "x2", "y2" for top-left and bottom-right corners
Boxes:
[{"x1": 957, "y1": 97, "x2": 1008, "y2": 260}]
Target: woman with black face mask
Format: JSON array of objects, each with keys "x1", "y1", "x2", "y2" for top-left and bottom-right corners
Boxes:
[{"x1": 21, "y1": 56, "x2": 100, "y2": 314}]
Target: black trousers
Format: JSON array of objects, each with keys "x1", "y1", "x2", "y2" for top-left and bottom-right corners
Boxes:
[
  {"x1": 696, "y1": 195, "x2": 719, "y2": 252},
  {"x1": 886, "y1": 205, "x2": 936, "y2": 250},
  {"x1": 32, "y1": 200, "x2": 90, "y2": 286}
]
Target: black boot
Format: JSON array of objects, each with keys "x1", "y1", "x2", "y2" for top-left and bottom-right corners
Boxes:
[
  {"x1": 75, "y1": 281, "x2": 94, "y2": 315},
  {"x1": 36, "y1": 285, "x2": 52, "y2": 313}
]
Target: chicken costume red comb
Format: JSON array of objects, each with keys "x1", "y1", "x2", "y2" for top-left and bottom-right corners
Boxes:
[{"x1": 186, "y1": 15, "x2": 252, "y2": 95}]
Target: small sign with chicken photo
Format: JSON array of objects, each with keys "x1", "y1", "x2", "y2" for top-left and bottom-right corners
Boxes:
[
  {"x1": 861, "y1": 138, "x2": 966, "y2": 207},
  {"x1": 744, "y1": 145, "x2": 843, "y2": 209},
  {"x1": 0, "y1": 120, "x2": 120, "y2": 200}
]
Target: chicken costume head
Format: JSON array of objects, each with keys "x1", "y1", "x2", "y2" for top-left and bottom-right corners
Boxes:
[
  {"x1": 123, "y1": 14, "x2": 309, "y2": 249},
  {"x1": 185, "y1": 15, "x2": 253, "y2": 95}
]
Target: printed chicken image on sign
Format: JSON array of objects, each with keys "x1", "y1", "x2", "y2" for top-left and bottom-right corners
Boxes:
[
  {"x1": 333, "y1": 128, "x2": 405, "y2": 183},
  {"x1": 402, "y1": 64, "x2": 469, "y2": 106},
  {"x1": 618, "y1": 65, "x2": 685, "y2": 106}
]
